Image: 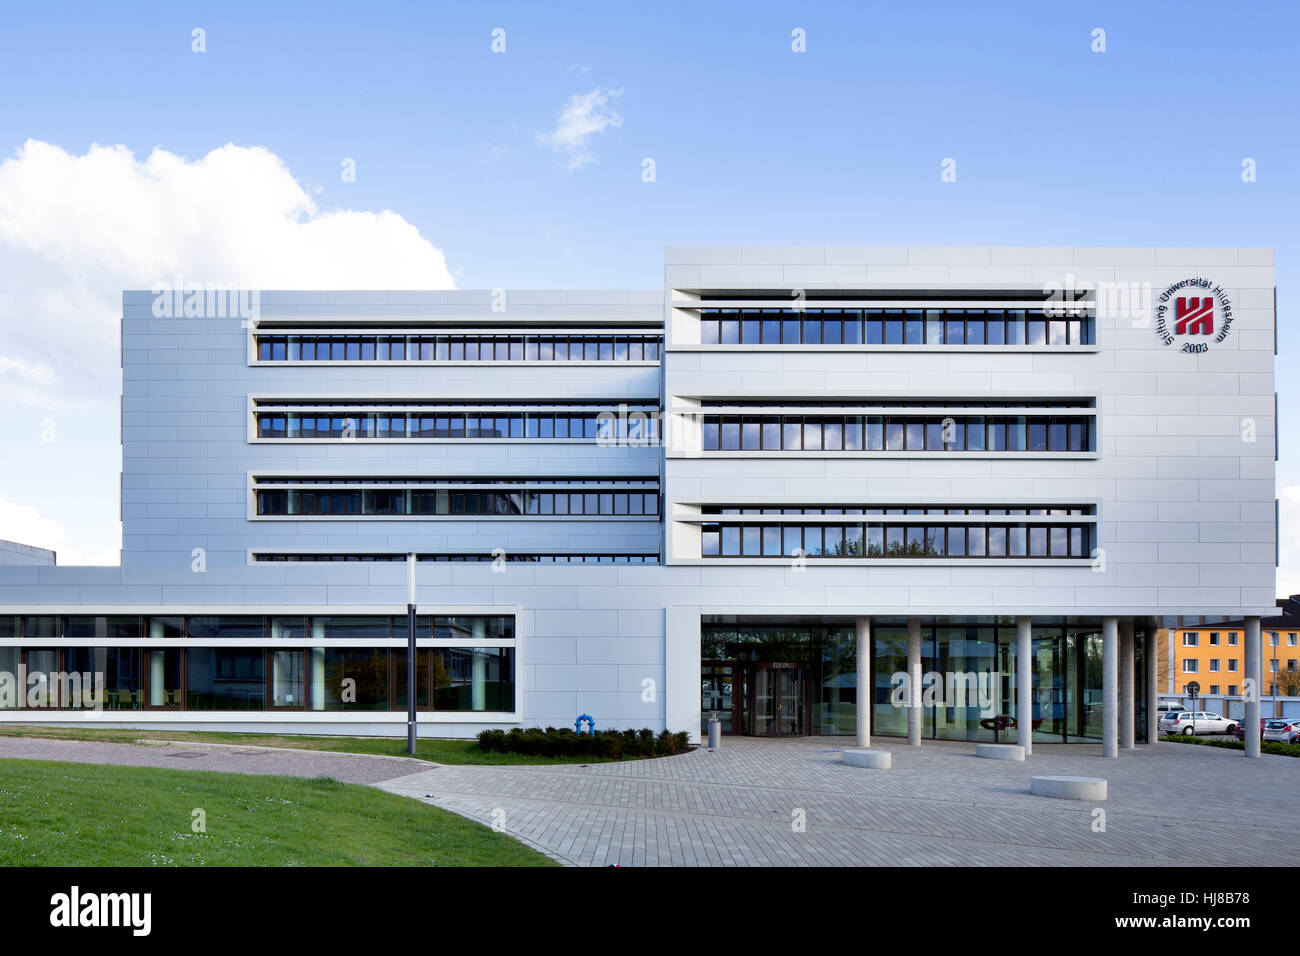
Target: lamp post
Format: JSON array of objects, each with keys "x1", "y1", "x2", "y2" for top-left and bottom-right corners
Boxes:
[
  {"x1": 407, "y1": 553, "x2": 417, "y2": 756},
  {"x1": 1271, "y1": 632, "x2": 1279, "y2": 719}
]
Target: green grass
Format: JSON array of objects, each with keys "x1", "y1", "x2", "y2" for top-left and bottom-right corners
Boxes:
[
  {"x1": 0, "y1": 725, "x2": 615, "y2": 765},
  {"x1": 0, "y1": 758, "x2": 556, "y2": 866}
]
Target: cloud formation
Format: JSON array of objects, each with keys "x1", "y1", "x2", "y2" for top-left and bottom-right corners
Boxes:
[
  {"x1": 0, "y1": 497, "x2": 118, "y2": 565},
  {"x1": 537, "y1": 88, "x2": 623, "y2": 170},
  {"x1": 0, "y1": 139, "x2": 456, "y2": 403}
]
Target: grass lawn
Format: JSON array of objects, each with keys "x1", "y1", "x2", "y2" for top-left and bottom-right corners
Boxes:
[
  {"x1": 0, "y1": 725, "x2": 614, "y2": 765},
  {"x1": 0, "y1": 759, "x2": 555, "y2": 866}
]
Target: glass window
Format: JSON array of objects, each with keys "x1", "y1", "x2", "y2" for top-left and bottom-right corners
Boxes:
[
  {"x1": 186, "y1": 648, "x2": 266, "y2": 710},
  {"x1": 322, "y1": 648, "x2": 389, "y2": 710},
  {"x1": 186, "y1": 616, "x2": 265, "y2": 640},
  {"x1": 313, "y1": 616, "x2": 389, "y2": 640},
  {"x1": 432, "y1": 647, "x2": 514, "y2": 711},
  {"x1": 886, "y1": 421, "x2": 904, "y2": 451},
  {"x1": 864, "y1": 312, "x2": 883, "y2": 344},
  {"x1": 22, "y1": 616, "x2": 58, "y2": 638}
]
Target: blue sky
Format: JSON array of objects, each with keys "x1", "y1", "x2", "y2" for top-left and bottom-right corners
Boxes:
[{"x1": 0, "y1": 0, "x2": 1297, "y2": 578}]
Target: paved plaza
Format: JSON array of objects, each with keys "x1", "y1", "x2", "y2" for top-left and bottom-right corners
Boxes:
[
  {"x1": 2, "y1": 734, "x2": 1296, "y2": 866},
  {"x1": 378, "y1": 738, "x2": 1300, "y2": 867}
]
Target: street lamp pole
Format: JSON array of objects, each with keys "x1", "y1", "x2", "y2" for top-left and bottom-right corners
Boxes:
[
  {"x1": 1272, "y1": 633, "x2": 1279, "y2": 719},
  {"x1": 407, "y1": 553, "x2": 417, "y2": 756}
]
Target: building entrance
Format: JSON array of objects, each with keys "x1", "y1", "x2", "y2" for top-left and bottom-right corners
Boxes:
[{"x1": 747, "y1": 662, "x2": 806, "y2": 736}]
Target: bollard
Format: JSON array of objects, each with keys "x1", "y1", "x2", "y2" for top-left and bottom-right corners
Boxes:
[{"x1": 707, "y1": 716, "x2": 721, "y2": 749}]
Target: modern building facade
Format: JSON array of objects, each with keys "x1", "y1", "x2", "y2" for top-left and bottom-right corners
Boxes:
[{"x1": 0, "y1": 247, "x2": 1278, "y2": 756}]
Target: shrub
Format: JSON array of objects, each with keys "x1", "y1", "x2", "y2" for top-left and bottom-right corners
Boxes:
[
  {"x1": 1162, "y1": 733, "x2": 1300, "y2": 758},
  {"x1": 476, "y1": 725, "x2": 692, "y2": 760}
]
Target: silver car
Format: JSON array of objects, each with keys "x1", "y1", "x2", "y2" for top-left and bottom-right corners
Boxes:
[
  {"x1": 1262, "y1": 719, "x2": 1300, "y2": 744},
  {"x1": 1159, "y1": 711, "x2": 1236, "y2": 736}
]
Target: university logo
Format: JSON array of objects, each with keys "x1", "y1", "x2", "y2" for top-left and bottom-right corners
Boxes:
[
  {"x1": 1154, "y1": 277, "x2": 1233, "y2": 353},
  {"x1": 1174, "y1": 296, "x2": 1214, "y2": 336}
]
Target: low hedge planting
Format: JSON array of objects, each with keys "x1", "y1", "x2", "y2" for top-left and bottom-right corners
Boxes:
[
  {"x1": 477, "y1": 726, "x2": 690, "y2": 760},
  {"x1": 1162, "y1": 734, "x2": 1300, "y2": 758}
]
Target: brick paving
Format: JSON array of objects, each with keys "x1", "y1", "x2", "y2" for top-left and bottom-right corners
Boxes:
[
  {"x1": 4, "y1": 734, "x2": 1296, "y2": 866},
  {"x1": 377, "y1": 738, "x2": 1300, "y2": 867}
]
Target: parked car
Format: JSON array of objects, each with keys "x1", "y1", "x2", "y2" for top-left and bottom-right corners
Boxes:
[
  {"x1": 1159, "y1": 711, "x2": 1237, "y2": 736},
  {"x1": 1156, "y1": 700, "x2": 1187, "y2": 714},
  {"x1": 1262, "y1": 719, "x2": 1300, "y2": 745},
  {"x1": 1231, "y1": 718, "x2": 1268, "y2": 740}
]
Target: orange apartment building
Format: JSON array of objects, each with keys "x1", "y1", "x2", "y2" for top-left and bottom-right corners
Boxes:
[{"x1": 1157, "y1": 595, "x2": 1300, "y2": 713}]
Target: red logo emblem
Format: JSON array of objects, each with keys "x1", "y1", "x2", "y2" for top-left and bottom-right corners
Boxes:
[{"x1": 1175, "y1": 296, "x2": 1214, "y2": 335}]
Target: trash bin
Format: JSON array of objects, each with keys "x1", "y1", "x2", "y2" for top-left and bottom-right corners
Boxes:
[{"x1": 707, "y1": 715, "x2": 721, "y2": 749}]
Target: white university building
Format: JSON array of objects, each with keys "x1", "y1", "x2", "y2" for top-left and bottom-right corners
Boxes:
[{"x1": 0, "y1": 247, "x2": 1279, "y2": 756}]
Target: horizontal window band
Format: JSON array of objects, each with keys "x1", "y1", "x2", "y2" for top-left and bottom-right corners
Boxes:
[
  {"x1": 252, "y1": 552, "x2": 660, "y2": 563},
  {"x1": 254, "y1": 409, "x2": 662, "y2": 442},
  {"x1": 250, "y1": 482, "x2": 660, "y2": 491},
  {"x1": 685, "y1": 407, "x2": 1095, "y2": 416},
  {"x1": 251, "y1": 401, "x2": 660, "y2": 410},
  {"x1": 253, "y1": 488, "x2": 661, "y2": 518},
  {"x1": 252, "y1": 323, "x2": 663, "y2": 333},
  {"x1": 680, "y1": 514, "x2": 1096, "y2": 524},
  {"x1": 701, "y1": 522, "x2": 1094, "y2": 559},
  {"x1": 694, "y1": 308, "x2": 1093, "y2": 348},
  {"x1": 0, "y1": 613, "x2": 515, "y2": 640},
  {"x1": 254, "y1": 333, "x2": 661, "y2": 363},
  {"x1": 250, "y1": 476, "x2": 659, "y2": 486},
  {"x1": 686, "y1": 300, "x2": 1092, "y2": 308}
]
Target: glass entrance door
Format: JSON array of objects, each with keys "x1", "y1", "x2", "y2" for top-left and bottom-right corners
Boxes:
[{"x1": 750, "y1": 664, "x2": 806, "y2": 736}]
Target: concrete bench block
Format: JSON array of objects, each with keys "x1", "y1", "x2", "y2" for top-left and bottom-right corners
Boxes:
[
  {"x1": 1030, "y1": 775, "x2": 1107, "y2": 801},
  {"x1": 843, "y1": 749, "x2": 892, "y2": 770},
  {"x1": 976, "y1": 743, "x2": 1025, "y2": 761}
]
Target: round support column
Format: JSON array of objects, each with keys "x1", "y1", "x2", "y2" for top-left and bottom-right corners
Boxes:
[
  {"x1": 855, "y1": 616, "x2": 871, "y2": 748},
  {"x1": 1120, "y1": 619, "x2": 1136, "y2": 751},
  {"x1": 1245, "y1": 616, "x2": 1262, "y2": 758},
  {"x1": 907, "y1": 617, "x2": 922, "y2": 747},
  {"x1": 1102, "y1": 617, "x2": 1118, "y2": 758},
  {"x1": 1016, "y1": 616, "x2": 1032, "y2": 755}
]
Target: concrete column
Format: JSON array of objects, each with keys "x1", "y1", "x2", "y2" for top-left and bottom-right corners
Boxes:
[
  {"x1": 1016, "y1": 617, "x2": 1032, "y2": 755},
  {"x1": 471, "y1": 649, "x2": 487, "y2": 711},
  {"x1": 1245, "y1": 616, "x2": 1261, "y2": 758},
  {"x1": 855, "y1": 616, "x2": 871, "y2": 748},
  {"x1": 1102, "y1": 617, "x2": 1118, "y2": 758},
  {"x1": 1145, "y1": 623, "x2": 1158, "y2": 743},
  {"x1": 149, "y1": 651, "x2": 165, "y2": 707},
  {"x1": 310, "y1": 647, "x2": 324, "y2": 711},
  {"x1": 1120, "y1": 619, "x2": 1136, "y2": 751},
  {"x1": 472, "y1": 618, "x2": 488, "y2": 711},
  {"x1": 907, "y1": 617, "x2": 922, "y2": 746}
]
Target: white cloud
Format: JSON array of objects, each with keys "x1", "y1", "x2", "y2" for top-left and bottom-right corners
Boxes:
[
  {"x1": 0, "y1": 497, "x2": 118, "y2": 565},
  {"x1": 537, "y1": 87, "x2": 623, "y2": 170},
  {"x1": 0, "y1": 139, "x2": 456, "y2": 403},
  {"x1": 0, "y1": 140, "x2": 457, "y2": 565},
  {"x1": 0, "y1": 355, "x2": 59, "y2": 404}
]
